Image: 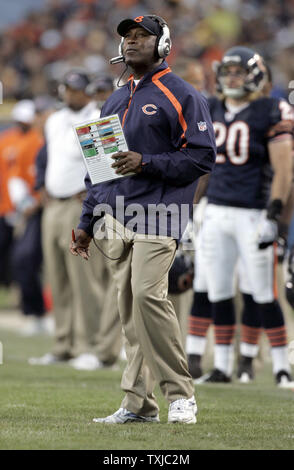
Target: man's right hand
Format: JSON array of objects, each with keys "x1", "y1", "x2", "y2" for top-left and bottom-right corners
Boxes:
[{"x1": 69, "y1": 229, "x2": 92, "y2": 260}]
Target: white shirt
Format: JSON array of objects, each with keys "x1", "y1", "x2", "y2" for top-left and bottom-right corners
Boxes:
[{"x1": 45, "y1": 101, "x2": 100, "y2": 198}]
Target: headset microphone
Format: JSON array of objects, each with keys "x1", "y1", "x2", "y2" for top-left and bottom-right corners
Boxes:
[
  {"x1": 110, "y1": 38, "x2": 124, "y2": 65},
  {"x1": 109, "y1": 55, "x2": 125, "y2": 65}
]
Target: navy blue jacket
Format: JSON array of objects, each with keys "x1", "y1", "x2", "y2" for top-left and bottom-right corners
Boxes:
[{"x1": 78, "y1": 61, "x2": 216, "y2": 240}]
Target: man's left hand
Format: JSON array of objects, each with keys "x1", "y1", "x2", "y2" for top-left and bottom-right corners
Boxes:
[
  {"x1": 111, "y1": 151, "x2": 142, "y2": 175},
  {"x1": 69, "y1": 229, "x2": 92, "y2": 260}
]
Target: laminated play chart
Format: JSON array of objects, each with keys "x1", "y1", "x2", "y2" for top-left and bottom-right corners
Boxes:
[{"x1": 74, "y1": 114, "x2": 133, "y2": 184}]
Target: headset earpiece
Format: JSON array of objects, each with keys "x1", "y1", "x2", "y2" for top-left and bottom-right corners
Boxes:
[
  {"x1": 118, "y1": 37, "x2": 124, "y2": 57},
  {"x1": 157, "y1": 23, "x2": 171, "y2": 58},
  {"x1": 147, "y1": 15, "x2": 172, "y2": 58}
]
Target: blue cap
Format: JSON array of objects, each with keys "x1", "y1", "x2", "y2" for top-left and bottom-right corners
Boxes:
[{"x1": 62, "y1": 70, "x2": 90, "y2": 90}]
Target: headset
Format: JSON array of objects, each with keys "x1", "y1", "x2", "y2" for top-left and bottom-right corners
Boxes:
[{"x1": 110, "y1": 15, "x2": 171, "y2": 65}]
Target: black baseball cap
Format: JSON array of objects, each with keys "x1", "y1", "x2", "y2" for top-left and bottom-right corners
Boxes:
[
  {"x1": 117, "y1": 16, "x2": 162, "y2": 37},
  {"x1": 62, "y1": 70, "x2": 90, "y2": 90}
]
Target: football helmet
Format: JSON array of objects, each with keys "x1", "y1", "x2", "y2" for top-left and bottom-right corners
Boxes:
[{"x1": 214, "y1": 46, "x2": 267, "y2": 98}]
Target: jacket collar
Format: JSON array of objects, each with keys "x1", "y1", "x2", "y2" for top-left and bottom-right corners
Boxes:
[{"x1": 127, "y1": 60, "x2": 170, "y2": 91}]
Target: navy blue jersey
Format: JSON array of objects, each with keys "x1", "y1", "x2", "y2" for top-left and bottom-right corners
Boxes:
[{"x1": 207, "y1": 96, "x2": 294, "y2": 209}]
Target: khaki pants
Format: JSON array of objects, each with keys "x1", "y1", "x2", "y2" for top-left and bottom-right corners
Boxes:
[
  {"x1": 168, "y1": 289, "x2": 194, "y2": 346},
  {"x1": 42, "y1": 198, "x2": 105, "y2": 358},
  {"x1": 105, "y1": 215, "x2": 194, "y2": 416},
  {"x1": 94, "y1": 239, "x2": 122, "y2": 365}
]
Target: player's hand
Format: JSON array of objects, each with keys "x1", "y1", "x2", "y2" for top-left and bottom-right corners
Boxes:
[
  {"x1": 111, "y1": 151, "x2": 142, "y2": 175},
  {"x1": 276, "y1": 236, "x2": 287, "y2": 263},
  {"x1": 256, "y1": 215, "x2": 278, "y2": 249},
  {"x1": 69, "y1": 229, "x2": 92, "y2": 260}
]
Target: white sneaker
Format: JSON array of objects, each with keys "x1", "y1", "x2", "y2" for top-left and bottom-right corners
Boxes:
[
  {"x1": 39, "y1": 316, "x2": 55, "y2": 336},
  {"x1": 168, "y1": 396, "x2": 197, "y2": 424},
  {"x1": 20, "y1": 316, "x2": 55, "y2": 337},
  {"x1": 93, "y1": 407, "x2": 160, "y2": 424},
  {"x1": 238, "y1": 372, "x2": 252, "y2": 384},
  {"x1": 69, "y1": 353, "x2": 102, "y2": 371},
  {"x1": 28, "y1": 353, "x2": 65, "y2": 365}
]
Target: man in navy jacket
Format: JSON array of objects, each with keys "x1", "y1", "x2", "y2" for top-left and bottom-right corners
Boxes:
[{"x1": 71, "y1": 15, "x2": 216, "y2": 424}]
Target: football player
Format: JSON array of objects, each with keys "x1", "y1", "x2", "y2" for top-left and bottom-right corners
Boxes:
[
  {"x1": 186, "y1": 202, "x2": 262, "y2": 382},
  {"x1": 194, "y1": 46, "x2": 294, "y2": 387},
  {"x1": 187, "y1": 61, "x2": 294, "y2": 383},
  {"x1": 187, "y1": 60, "x2": 272, "y2": 383}
]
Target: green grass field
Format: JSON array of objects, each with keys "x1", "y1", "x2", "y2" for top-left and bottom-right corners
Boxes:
[{"x1": 0, "y1": 328, "x2": 294, "y2": 450}]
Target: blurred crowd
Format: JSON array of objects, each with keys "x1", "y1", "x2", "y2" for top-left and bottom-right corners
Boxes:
[
  {"x1": 0, "y1": 0, "x2": 294, "y2": 378},
  {"x1": 0, "y1": 0, "x2": 294, "y2": 103}
]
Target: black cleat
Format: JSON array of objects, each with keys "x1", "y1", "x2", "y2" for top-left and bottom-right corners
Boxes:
[
  {"x1": 237, "y1": 355, "x2": 254, "y2": 383},
  {"x1": 187, "y1": 354, "x2": 203, "y2": 379},
  {"x1": 194, "y1": 368, "x2": 231, "y2": 384}
]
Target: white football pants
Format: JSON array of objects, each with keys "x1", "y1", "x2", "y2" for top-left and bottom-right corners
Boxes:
[
  {"x1": 193, "y1": 226, "x2": 252, "y2": 295},
  {"x1": 202, "y1": 204, "x2": 276, "y2": 303}
]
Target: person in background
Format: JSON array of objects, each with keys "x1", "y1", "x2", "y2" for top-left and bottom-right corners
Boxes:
[
  {"x1": 187, "y1": 60, "x2": 294, "y2": 384},
  {"x1": 29, "y1": 70, "x2": 106, "y2": 368},
  {"x1": 5, "y1": 100, "x2": 52, "y2": 335},
  {"x1": 0, "y1": 120, "x2": 20, "y2": 288},
  {"x1": 195, "y1": 47, "x2": 294, "y2": 387},
  {"x1": 167, "y1": 59, "x2": 207, "y2": 345},
  {"x1": 86, "y1": 75, "x2": 115, "y2": 109},
  {"x1": 86, "y1": 74, "x2": 125, "y2": 368},
  {"x1": 175, "y1": 58, "x2": 206, "y2": 94}
]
